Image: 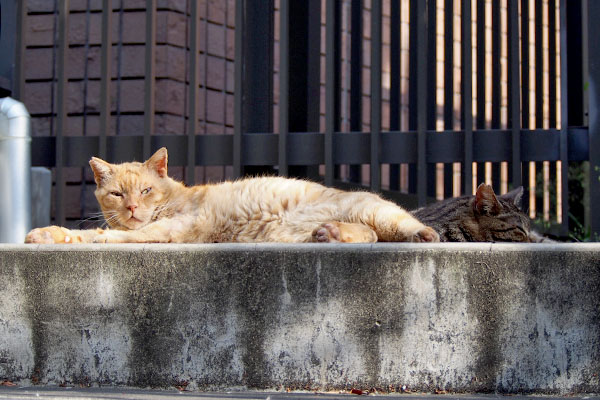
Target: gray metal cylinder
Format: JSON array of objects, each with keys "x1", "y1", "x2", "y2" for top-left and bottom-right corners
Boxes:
[{"x1": 0, "y1": 97, "x2": 32, "y2": 243}]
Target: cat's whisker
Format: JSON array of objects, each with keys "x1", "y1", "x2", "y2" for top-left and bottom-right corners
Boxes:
[
  {"x1": 84, "y1": 211, "x2": 119, "y2": 229},
  {"x1": 76, "y1": 212, "x2": 112, "y2": 227},
  {"x1": 104, "y1": 214, "x2": 120, "y2": 224}
]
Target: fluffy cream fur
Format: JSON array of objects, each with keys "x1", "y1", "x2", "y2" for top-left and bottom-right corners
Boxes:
[{"x1": 26, "y1": 148, "x2": 439, "y2": 244}]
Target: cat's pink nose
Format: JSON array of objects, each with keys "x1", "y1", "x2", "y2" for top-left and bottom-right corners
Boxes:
[{"x1": 127, "y1": 205, "x2": 137, "y2": 213}]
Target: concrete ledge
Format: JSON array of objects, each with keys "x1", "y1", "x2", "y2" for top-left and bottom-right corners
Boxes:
[{"x1": 0, "y1": 243, "x2": 599, "y2": 394}]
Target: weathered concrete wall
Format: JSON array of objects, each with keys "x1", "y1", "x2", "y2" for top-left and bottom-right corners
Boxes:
[{"x1": 0, "y1": 243, "x2": 599, "y2": 394}]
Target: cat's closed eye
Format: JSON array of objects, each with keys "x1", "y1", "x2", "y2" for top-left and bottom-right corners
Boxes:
[{"x1": 110, "y1": 191, "x2": 123, "y2": 197}]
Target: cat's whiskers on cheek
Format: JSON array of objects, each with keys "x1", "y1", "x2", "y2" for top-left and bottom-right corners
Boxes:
[
  {"x1": 102, "y1": 213, "x2": 121, "y2": 229},
  {"x1": 76, "y1": 212, "x2": 110, "y2": 228}
]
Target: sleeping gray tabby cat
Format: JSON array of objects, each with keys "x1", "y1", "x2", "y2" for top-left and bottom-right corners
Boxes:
[{"x1": 412, "y1": 183, "x2": 553, "y2": 242}]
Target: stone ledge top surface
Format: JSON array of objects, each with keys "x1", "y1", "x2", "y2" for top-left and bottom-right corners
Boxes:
[{"x1": 1, "y1": 242, "x2": 599, "y2": 253}]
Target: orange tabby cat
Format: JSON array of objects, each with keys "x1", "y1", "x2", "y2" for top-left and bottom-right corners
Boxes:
[{"x1": 25, "y1": 148, "x2": 439, "y2": 244}]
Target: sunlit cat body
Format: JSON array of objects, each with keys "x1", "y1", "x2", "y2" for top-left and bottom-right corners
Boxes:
[{"x1": 25, "y1": 148, "x2": 439, "y2": 244}]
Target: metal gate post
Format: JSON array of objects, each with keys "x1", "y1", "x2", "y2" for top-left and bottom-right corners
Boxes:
[
  {"x1": 241, "y1": 0, "x2": 274, "y2": 177},
  {"x1": 0, "y1": 97, "x2": 31, "y2": 243}
]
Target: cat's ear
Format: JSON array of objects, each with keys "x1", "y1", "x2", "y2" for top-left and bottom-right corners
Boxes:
[
  {"x1": 474, "y1": 183, "x2": 502, "y2": 215},
  {"x1": 500, "y1": 186, "x2": 524, "y2": 208},
  {"x1": 89, "y1": 157, "x2": 113, "y2": 186},
  {"x1": 145, "y1": 147, "x2": 168, "y2": 178}
]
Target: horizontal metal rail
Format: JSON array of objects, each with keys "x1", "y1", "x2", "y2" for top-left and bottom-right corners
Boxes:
[{"x1": 31, "y1": 128, "x2": 590, "y2": 168}]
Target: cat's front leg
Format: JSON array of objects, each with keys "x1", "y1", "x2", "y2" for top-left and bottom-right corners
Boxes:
[
  {"x1": 25, "y1": 224, "x2": 171, "y2": 244},
  {"x1": 91, "y1": 216, "x2": 205, "y2": 243},
  {"x1": 26, "y1": 226, "x2": 106, "y2": 244},
  {"x1": 90, "y1": 229, "x2": 153, "y2": 243}
]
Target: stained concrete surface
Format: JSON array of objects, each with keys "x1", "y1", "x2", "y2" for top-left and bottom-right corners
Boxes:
[{"x1": 0, "y1": 243, "x2": 599, "y2": 394}]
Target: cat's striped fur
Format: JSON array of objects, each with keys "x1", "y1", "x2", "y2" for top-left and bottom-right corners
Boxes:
[{"x1": 412, "y1": 184, "x2": 533, "y2": 242}]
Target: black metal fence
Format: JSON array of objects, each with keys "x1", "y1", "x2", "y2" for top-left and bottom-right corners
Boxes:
[{"x1": 2, "y1": 0, "x2": 600, "y2": 239}]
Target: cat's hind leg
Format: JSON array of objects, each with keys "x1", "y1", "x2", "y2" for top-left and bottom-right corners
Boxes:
[
  {"x1": 339, "y1": 192, "x2": 440, "y2": 242},
  {"x1": 312, "y1": 222, "x2": 378, "y2": 243},
  {"x1": 369, "y1": 209, "x2": 439, "y2": 242}
]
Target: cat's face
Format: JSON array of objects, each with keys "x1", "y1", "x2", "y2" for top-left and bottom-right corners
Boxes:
[
  {"x1": 89, "y1": 148, "x2": 170, "y2": 230},
  {"x1": 473, "y1": 184, "x2": 531, "y2": 242}
]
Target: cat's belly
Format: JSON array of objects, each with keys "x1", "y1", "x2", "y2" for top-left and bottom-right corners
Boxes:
[{"x1": 228, "y1": 216, "x2": 284, "y2": 242}]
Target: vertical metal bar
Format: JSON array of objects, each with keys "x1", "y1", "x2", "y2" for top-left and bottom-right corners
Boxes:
[
  {"x1": 13, "y1": 0, "x2": 26, "y2": 101},
  {"x1": 55, "y1": 0, "x2": 70, "y2": 226},
  {"x1": 241, "y1": 0, "x2": 274, "y2": 176},
  {"x1": 491, "y1": 0, "x2": 501, "y2": 193},
  {"x1": 389, "y1": 0, "x2": 401, "y2": 191},
  {"x1": 425, "y1": 0, "x2": 438, "y2": 198},
  {"x1": 325, "y1": 0, "x2": 335, "y2": 186},
  {"x1": 279, "y1": 0, "x2": 290, "y2": 177},
  {"x1": 333, "y1": 0, "x2": 341, "y2": 181},
  {"x1": 559, "y1": 0, "x2": 569, "y2": 234},
  {"x1": 143, "y1": 0, "x2": 156, "y2": 160},
  {"x1": 233, "y1": 0, "x2": 244, "y2": 178},
  {"x1": 409, "y1": 0, "x2": 418, "y2": 134},
  {"x1": 370, "y1": 0, "x2": 382, "y2": 192},
  {"x1": 534, "y1": 0, "x2": 544, "y2": 214},
  {"x1": 444, "y1": 0, "x2": 454, "y2": 128},
  {"x1": 426, "y1": 0, "x2": 437, "y2": 199},
  {"x1": 408, "y1": 0, "x2": 418, "y2": 194},
  {"x1": 587, "y1": 0, "x2": 600, "y2": 236},
  {"x1": 462, "y1": 0, "x2": 473, "y2": 195},
  {"x1": 349, "y1": 0, "x2": 362, "y2": 184},
  {"x1": 427, "y1": 0, "x2": 437, "y2": 130},
  {"x1": 491, "y1": 0, "x2": 500, "y2": 128},
  {"x1": 416, "y1": 0, "x2": 427, "y2": 205},
  {"x1": 521, "y1": 0, "x2": 531, "y2": 209},
  {"x1": 476, "y1": 0, "x2": 485, "y2": 130},
  {"x1": 566, "y1": 0, "x2": 583, "y2": 126},
  {"x1": 535, "y1": 0, "x2": 544, "y2": 130},
  {"x1": 548, "y1": 0, "x2": 557, "y2": 220},
  {"x1": 186, "y1": 0, "x2": 199, "y2": 185},
  {"x1": 556, "y1": 0, "x2": 569, "y2": 234},
  {"x1": 549, "y1": 0, "x2": 557, "y2": 127},
  {"x1": 99, "y1": 0, "x2": 112, "y2": 160},
  {"x1": 475, "y1": 0, "x2": 485, "y2": 185},
  {"x1": 443, "y1": 0, "x2": 454, "y2": 197},
  {"x1": 287, "y1": 0, "x2": 321, "y2": 179},
  {"x1": 509, "y1": 0, "x2": 521, "y2": 188}
]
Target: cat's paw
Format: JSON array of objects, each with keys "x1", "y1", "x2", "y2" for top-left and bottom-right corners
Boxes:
[
  {"x1": 413, "y1": 226, "x2": 440, "y2": 243},
  {"x1": 312, "y1": 223, "x2": 341, "y2": 243},
  {"x1": 25, "y1": 226, "x2": 82, "y2": 244}
]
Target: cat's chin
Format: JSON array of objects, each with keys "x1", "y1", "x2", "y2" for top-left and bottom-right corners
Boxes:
[{"x1": 122, "y1": 217, "x2": 148, "y2": 230}]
